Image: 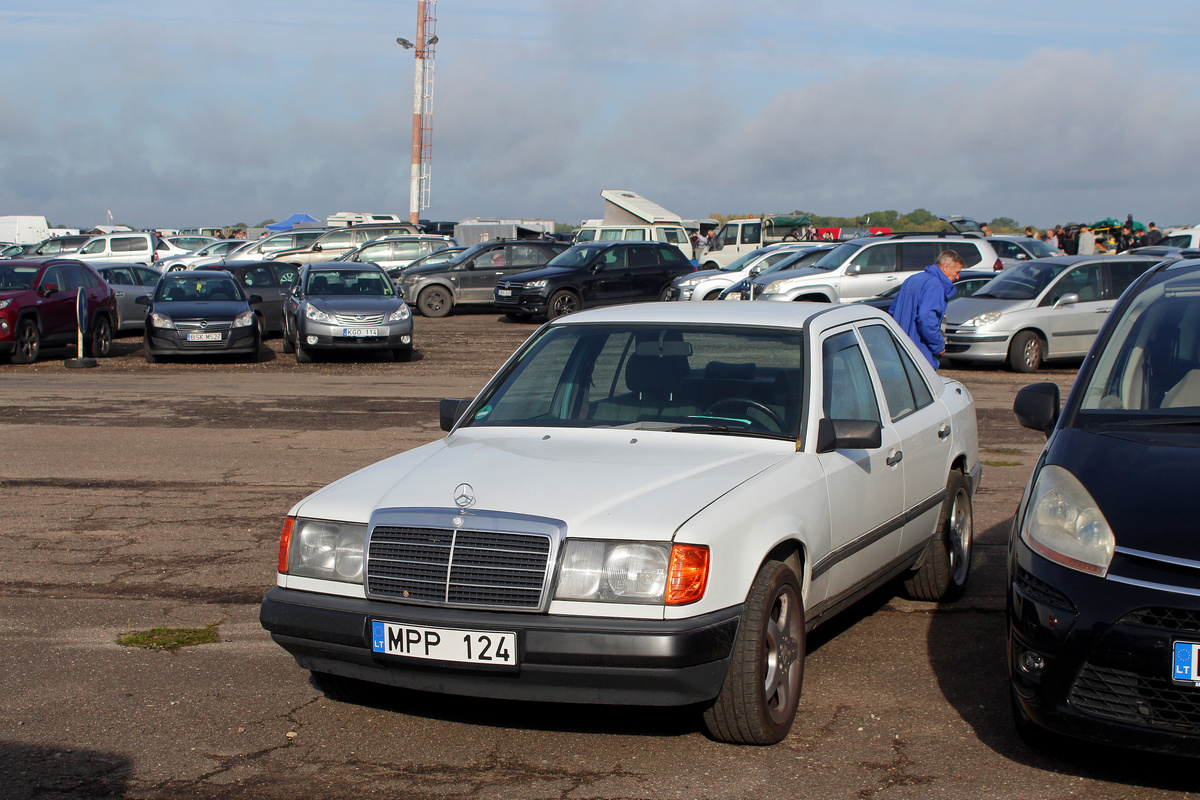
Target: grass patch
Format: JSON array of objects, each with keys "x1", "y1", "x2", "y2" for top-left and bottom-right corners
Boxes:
[
  {"x1": 118, "y1": 623, "x2": 220, "y2": 652},
  {"x1": 982, "y1": 459, "x2": 1022, "y2": 467}
]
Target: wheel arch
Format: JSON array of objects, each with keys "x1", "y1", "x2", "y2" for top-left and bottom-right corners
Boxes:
[{"x1": 418, "y1": 279, "x2": 457, "y2": 300}]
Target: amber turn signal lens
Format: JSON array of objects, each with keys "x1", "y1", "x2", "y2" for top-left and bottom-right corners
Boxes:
[
  {"x1": 277, "y1": 517, "x2": 295, "y2": 574},
  {"x1": 666, "y1": 544, "x2": 710, "y2": 605}
]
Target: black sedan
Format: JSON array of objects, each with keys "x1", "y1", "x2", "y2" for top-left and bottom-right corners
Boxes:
[
  {"x1": 137, "y1": 271, "x2": 263, "y2": 363},
  {"x1": 1009, "y1": 256, "x2": 1200, "y2": 756}
]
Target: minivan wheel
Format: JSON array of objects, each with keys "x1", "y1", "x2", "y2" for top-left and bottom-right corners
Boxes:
[
  {"x1": 547, "y1": 290, "x2": 580, "y2": 318},
  {"x1": 11, "y1": 319, "x2": 40, "y2": 364},
  {"x1": 417, "y1": 286, "x2": 452, "y2": 318},
  {"x1": 1009, "y1": 331, "x2": 1043, "y2": 373},
  {"x1": 703, "y1": 558, "x2": 805, "y2": 745},
  {"x1": 86, "y1": 315, "x2": 113, "y2": 358}
]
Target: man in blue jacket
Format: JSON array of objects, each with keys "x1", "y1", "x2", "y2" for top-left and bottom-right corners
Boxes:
[{"x1": 888, "y1": 250, "x2": 964, "y2": 369}]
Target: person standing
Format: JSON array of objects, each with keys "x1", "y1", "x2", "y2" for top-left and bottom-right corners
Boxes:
[
  {"x1": 888, "y1": 250, "x2": 964, "y2": 369},
  {"x1": 1145, "y1": 222, "x2": 1163, "y2": 246},
  {"x1": 1077, "y1": 224, "x2": 1096, "y2": 255}
]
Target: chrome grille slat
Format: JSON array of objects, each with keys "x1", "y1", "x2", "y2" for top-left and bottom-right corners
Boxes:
[
  {"x1": 367, "y1": 524, "x2": 552, "y2": 610},
  {"x1": 334, "y1": 313, "x2": 386, "y2": 325}
]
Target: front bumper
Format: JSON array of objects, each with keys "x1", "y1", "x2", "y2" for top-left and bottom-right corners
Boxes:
[
  {"x1": 942, "y1": 327, "x2": 1012, "y2": 362},
  {"x1": 145, "y1": 324, "x2": 258, "y2": 355},
  {"x1": 1008, "y1": 535, "x2": 1200, "y2": 756},
  {"x1": 261, "y1": 586, "x2": 740, "y2": 706},
  {"x1": 494, "y1": 291, "x2": 550, "y2": 316},
  {"x1": 299, "y1": 320, "x2": 413, "y2": 351}
]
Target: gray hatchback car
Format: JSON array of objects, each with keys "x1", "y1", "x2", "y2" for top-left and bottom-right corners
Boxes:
[{"x1": 942, "y1": 254, "x2": 1158, "y2": 372}]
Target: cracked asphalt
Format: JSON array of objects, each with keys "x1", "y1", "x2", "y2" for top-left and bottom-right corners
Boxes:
[{"x1": 1, "y1": 312, "x2": 1196, "y2": 799}]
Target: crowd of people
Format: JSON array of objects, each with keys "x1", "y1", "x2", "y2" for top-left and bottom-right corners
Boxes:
[{"x1": 1032, "y1": 216, "x2": 1163, "y2": 255}]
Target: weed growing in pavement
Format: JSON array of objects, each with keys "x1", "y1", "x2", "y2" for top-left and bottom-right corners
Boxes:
[{"x1": 117, "y1": 623, "x2": 220, "y2": 651}]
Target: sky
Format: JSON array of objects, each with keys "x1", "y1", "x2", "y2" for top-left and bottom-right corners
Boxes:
[{"x1": 2, "y1": 0, "x2": 1199, "y2": 231}]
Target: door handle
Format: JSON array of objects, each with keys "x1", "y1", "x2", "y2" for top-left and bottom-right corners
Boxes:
[
  {"x1": 938, "y1": 424, "x2": 951, "y2": 439},
  {"x1": 1096, "y1": 308, "x2": 1111, "y2": 313},
  {"x1": 886, "y1": 450, "x2": 903, "y2": 466}
]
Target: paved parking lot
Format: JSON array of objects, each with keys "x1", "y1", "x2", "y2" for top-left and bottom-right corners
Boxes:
[{"x1": 1, "y1": 313, "x2": 1196, "y2": 799}]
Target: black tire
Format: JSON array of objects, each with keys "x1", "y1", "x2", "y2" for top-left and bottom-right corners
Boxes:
[
  {"x1": 503, "y1": 311, "x2": 531, "y2": 322},
  {"x1": 86, "y1": 315, "x2": 113, "y2": 358},
  {"x1": 703, "y1": 289, "x2": 722, "y2": 301},
  {"x1": 311, "y1": 671, "x2": 376, "y2": 705},
  {"x1": 11, "y1": 318, "x2": 40, "y2": 364},
  {"x1": 417, "y1": 286, "x2": 452, "y2": 318},
  {"x1": 295, "y1": 340, "x2": 314, "y2": 364},
  {"x1": 1008, "y1": 331, "x2": 1043, "y2": 373},
  {"x1": 393, "y1": 346, "x2": 413, "y2": 362},
  {"x1": 703, "y1": 558, "x2": 805, "y2": 745},
  {"x1": 903, "y1": 471, "x2": 973, "y2": 602},
  {"x1": 547, "y1": 289, "x2": 580, "y2": 319},
  {"x1": 281, "y1": 333, "x2": 295, "y2": 354},
  {"x1": 658, "y1": 286, "x2": 674, "y2": 301}
]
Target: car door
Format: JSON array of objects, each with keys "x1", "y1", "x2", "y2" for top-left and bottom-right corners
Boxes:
[
  {"x1": 99, "y1": 266, "x2": 142, "y2": 330},
  {"x1": 843, "y1": 243, "x2": 900, "y2": 301},
  {"x1": 455, "y1": 247, "x2": 507, "y2": 304},
  {"x1": 857, "y1": 323, "x2": 950, "y2": 558},
  {"x1": 625, "y1": 245, "x2": 665, "y2": 300},
  {"x1": 1037, "y1": 261, "x2": 1107, "y2": 356},
  {"x1": 814, "y1": 329, "x2": 906, "y2": 602},
  {"x1": 35, "y1": 264, "x2": 79, "y2": 341},
  {"x1": 234, "y1": 264, "x2": 281, "y2": 331},
  {"x1": 581, "y1": 247, "x2": 632, "y2": 306}
]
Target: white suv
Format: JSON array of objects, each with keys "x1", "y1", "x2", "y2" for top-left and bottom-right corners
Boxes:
[{"x1": 758, "y1": 234, "x2": 1002, "y2": 304}]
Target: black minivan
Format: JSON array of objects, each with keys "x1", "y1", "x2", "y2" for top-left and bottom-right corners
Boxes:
[
  {"x1": 1009, "y1": 256, "x2": 1200, "y2": 755},
  {"x1": 494, "y1": 241, "x2": 694, "y2": 321}
]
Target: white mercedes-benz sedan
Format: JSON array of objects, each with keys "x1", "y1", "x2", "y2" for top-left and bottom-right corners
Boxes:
[{"x1": 261, "y1": 301, "x2": 981, "y2": 745}]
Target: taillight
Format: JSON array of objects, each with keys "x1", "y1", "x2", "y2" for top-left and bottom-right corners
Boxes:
[
  {"x1": 665, "y1": 544, "x2": 710, "y2": 605},
  {"x1": 277, "y1": 517, "x2": 295, "y2": 574},
  {"x1": 993, "y1": 258, "x2": 1003, "y2": 271}
]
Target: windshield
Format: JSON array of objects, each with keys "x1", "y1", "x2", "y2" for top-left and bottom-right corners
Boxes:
[
  {"x1": 974, "y1": 260, "x2": 1069, "y2": 300},
  {"x1": 547, "y1": 244, "x2": 607, "y2": 268},
  {"x1": 718, "y1": 248, "x2": 775, "y2": 272},
  {"x1": 305, "y1": 269, "x2": 394, "y2": 296},
  {"x1": 763, "y1": 247, "x2": 834, "y2": 277},
  {"x1": 157, "y1": 275, "x2": 242, "y2": 302},
  {"x1": 1022, "y1": 239, "x2": 1060, "y2": 258},
  {"x1": 808, "y1": 243, "x2": 860, "y2": 271},
  {"x1": 0, "y1": 264, "x2": 39, "y2": 289},
  {"x1": 1078, "y1": 266, "x2": 1200, "y2": 420},
  {"x1": 464, "y1": 324, "x2": 805, "y2": 439}
]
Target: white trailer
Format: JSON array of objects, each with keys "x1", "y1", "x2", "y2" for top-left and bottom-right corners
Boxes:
[{"x1": 0, "y1": 216, "x2": 50, "y2": 245}]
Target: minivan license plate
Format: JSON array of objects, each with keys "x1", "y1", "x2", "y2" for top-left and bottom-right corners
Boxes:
[
  {"x1": 1173, "y1": 641, "x2": 1200, "y2": 684},
  {"x1": 372, "y1": 620, "x2": 517, "y2": 666}
]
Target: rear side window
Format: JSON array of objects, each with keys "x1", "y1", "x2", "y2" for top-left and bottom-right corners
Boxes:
[
  {"x1": 1106, "y1": 260, "x2": 1150, "y2": 300},
  {"x1": 111, "y1": 236, "x2": 147, "y2": 253},
  {"x1": 940, "y1": 242, "x2": 983, "y2": 268},
  {"x1": 899, "y1": 242, "x2": 939, "y2": 271},
  {"x1": 623, "y1": 229, "x2": 646, "y2": 241},
  {"x1": 859, "y1": 325, "x2": 933, "y2": 421},
  {"x1": 628, "y1": 246, "x2": 657, "y2": 268},
  {"x1": 511, "y1": 245, "x2": 554, "y2": 267},
  {"x1": 657, "y1": 245, "x2": 685, "y2": 263},
  {"x1": 134, "y1": 267, "x2": 160, "y2": 285}
]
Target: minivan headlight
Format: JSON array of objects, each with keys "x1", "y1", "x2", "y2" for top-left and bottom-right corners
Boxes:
[
  {"x1": 963, "y1": 311, "x2": 1003, "y2": 327},
  {"x1": 284, "y1": 518, "x2": 366, "y2": 583},
  {"x1": 1020, "y1": 465, "x2": 1114, "y2": 576}
]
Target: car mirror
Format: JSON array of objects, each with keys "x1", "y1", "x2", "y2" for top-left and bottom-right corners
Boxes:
[
  {"x1": 1055, "y1": 293, "x2": 1079, "y2": 308},
  {"x1": 135, "y1": 295, "x2": 151, "y2": 306},
  {"x1": 439, "y1": 398, "x2": 471, "y2": 431},
  {"x1": 844, "y1": 263, "x2": 862, "y2": 276},
  {"x1": 749, "y1": 265, "x2": 762, "y2": 275},
  {"x1": 311, "y1": 244, "x2": 322, "y2": 252},
  {"x1": 815, "y1": 418, "x2": 883, "y2": 453},
  {"x1": 248, "y1": 294, "x2": 264, "y2": 305},
  {"x1": 1013, "y1": 382, "x2": 1060, "y2": 435},
  {"x1": 38, "y1": 283, "x2": 59, "y2": 296}
]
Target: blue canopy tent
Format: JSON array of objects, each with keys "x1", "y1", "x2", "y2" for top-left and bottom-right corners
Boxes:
[{"x1": 266, "y1": 213, "x2": 319, "y2": 232}]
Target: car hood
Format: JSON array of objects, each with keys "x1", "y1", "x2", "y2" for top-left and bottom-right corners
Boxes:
[
  {"x1": 765, "y1": 266, "x2": 829, "y2": 284},
  {"x1": 402, "y1": 261, "x2": 461, "y2": 278},
  {"x1": 943, "y1": 295, "x2": 1032, "y2": 323},
  {"x1": 1049, "y1": 426, "x2": 1200, "y2": 561},
  {"x1": 503, "y1": 265, "x2": 582, "y2": 283},
  {"x1": 293, "y1": 427, "x2": 792, "y2": 540},
  {"x1": 154, "y1": 300, "x2": 249, "y2": 318},
  {"x1": 681, "y1": 269, "x2": 723, "y2": 282},
  {"x1": 307, "y1": 296, "x2": 402, "y2": 313}
]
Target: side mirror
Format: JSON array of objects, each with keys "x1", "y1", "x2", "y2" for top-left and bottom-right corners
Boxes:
[
  {"x1": 38, "y1": 283, "x2": 59, "y2": 296},
  {"x1": 844, "y1": 263, "x2": 862, "y2": 276},
  {"x1": 135, "y1": 295, "x2": 151, "y2": 306},
  {"x1": 748, "y1": 265, "x2": 762, "y2": 275},
  {"x1": 815, "y1": 418, "x2": 883, "y2": 453},
  {"x1": 1013, "y1": 382, "x2": 1060, "y2": 435},
  {"x1": 439, "y1": 398, "x2": 472, "y2": 431},
  {"x1": 1054, "y1": 293, "x2": 1079, "y2": 308},
  {"x1": 248, "y1": 294, "x2": 264, "y2": 305}
]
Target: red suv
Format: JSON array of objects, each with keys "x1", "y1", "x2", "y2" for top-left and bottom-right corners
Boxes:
[{"x1": 0, "y1": 259, "x2": 118, "y2": 363}]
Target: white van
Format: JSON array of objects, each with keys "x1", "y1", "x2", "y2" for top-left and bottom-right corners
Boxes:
[
  {"x1": 75, "y1": 232, "x2": 165, "y2": 265},
  {"x1": 1161, "y1": 226, "x2": 1200, "y2": 249},
  {"x1": 701, "y1": 215, "x2": 813, "y2": 270},
  {"x1": 574, "y1": 220, "x2": 689, "y2": 249}
]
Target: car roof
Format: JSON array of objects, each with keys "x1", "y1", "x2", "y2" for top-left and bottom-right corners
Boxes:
[{"x1": 548, "y1": 297, "x2": 892, "y2": 331}]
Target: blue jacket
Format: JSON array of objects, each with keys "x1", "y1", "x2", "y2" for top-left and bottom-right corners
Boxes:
[{"x1": 888, "y1": 264, "x2": 956, "y2": 368}]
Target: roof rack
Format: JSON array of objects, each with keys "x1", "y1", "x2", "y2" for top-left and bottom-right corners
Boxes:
[{"x1": 883, "y1": 231, "x2": 981, "y2": 240}]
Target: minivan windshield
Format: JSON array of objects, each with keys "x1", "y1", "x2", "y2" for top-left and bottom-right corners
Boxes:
[
  {"x1": 807, "y1": 243, "x2": 861, "y2": 271},
  {"x1": 1078, "y1": 265, "x2": 1200, "y2": 419},
  {"x1": 464, "y1": 323, "x2": 804, "y2": 439},
  {"x1": 974, "y1": 260, "x2": 1070, "y2": 301}
]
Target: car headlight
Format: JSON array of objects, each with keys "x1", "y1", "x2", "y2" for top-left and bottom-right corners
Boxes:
[
  {"x1": 523, "y1": 280, "x2": 548, "y2": 290},
  {"x1": 1020, "y1": 465, "x2": 1115, "y2": 577},
  {"x1": 305, "y1": 305, "x2": 336, "y2": 324},
  {"x1": 150, "y1": 312, "x2": 175, "y2": 329},
  {"x1": 387, "y1": 304, "x2": 411, "y2": 322},
  {"x1": 280, "y1": 517, "x2": 366, "y2": 583},
  {"x1": 764, "y1": 280, "x2": 786, "y2": 294},
  {"x1": 677, "y1": 276, "x2": 703, "y2": 289},
  {"x1": 554, "y1": 541, "x2": 709, "y2": 605},
  {"x1": 962, "y1": 311, "x2": 1003, "y2": 327},
  {"x1": 232, "y1": 311, "x2": 255, "y2": 328},
  {"x1": 0, "y1": 298, "x2": 11, "y2": 310}
]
